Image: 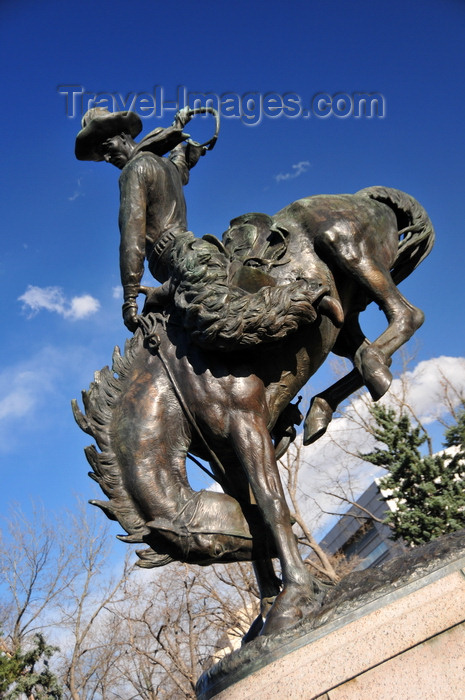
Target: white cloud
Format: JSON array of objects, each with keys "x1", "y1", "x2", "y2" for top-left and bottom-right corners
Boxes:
[
  {"x1": 0, "y1": 345, "x2": 98, "y2": 452},
  {"x1": 68, "y1": 177, "x2": 83, "y2": 201},
  {"x1": 275, "y1": 160, "x2": 310, "y2": 183},
  {"x1": 68, "y1": 294, "x2": 100, "y2": 319},
  {"x1": 385, "y1": 356, "x2": 465, "y2": 425},
  {"x1": 292, "y1": 355, "x2": 465, "y2": 537},
  {"x1": 19, "y1": 286, "x2": 100, "y2": 320},
  {"x1": 0, "y1": 370, "x2": 38, "y2": 420},
  {"x1": 112, "y1": 285, "x2": 123, "y2": 300},
  {"x1": 0, "y1": 349, "x2": 60, "y2": 448}
]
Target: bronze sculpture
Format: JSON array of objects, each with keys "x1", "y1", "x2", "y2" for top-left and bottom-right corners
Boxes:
[{"x1": 73, "y1": 107, "x2": 434, "y2": 636}]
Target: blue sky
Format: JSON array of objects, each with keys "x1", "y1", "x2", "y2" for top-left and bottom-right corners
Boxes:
[{"x1": 1, "y1": 0, "x2": 464, "y2": 533}]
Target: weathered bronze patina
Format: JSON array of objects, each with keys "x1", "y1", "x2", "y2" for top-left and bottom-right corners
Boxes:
[{"x1": 74, "y1": 108, "x2": 434, "y2": 637}]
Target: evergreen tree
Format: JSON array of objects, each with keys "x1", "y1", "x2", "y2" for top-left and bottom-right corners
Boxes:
[
  {"x1": 444, "y1": 403, "x2": 465, "y2": 451},
  {"x1": 0, "y1": 633, "x2": 62, "y2": 699},
  {"x1": 359, "y1": 404, "x2": 465, "y2": 545}
]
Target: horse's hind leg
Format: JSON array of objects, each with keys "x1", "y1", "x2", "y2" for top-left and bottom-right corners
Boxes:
[
  {"x1": 351, "y1": 276, "x2": 423, "y2": 399},
  {"x1": 316, "y1": 225, "x2": 424, "y2": 400},
  {"x1": 304, "y1": 369, "x2": 363, "y2": 444},
  {"x1": 304, "y1": 311, "x2": 377, "y2": 443}
]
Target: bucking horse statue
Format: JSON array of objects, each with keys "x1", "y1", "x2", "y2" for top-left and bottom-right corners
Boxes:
[{"x1": 73, "y1": 107, "x2": 434, "y2": 637}]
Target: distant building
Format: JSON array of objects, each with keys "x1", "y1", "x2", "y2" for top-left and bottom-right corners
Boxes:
[{"x1": 318, "y1": 480, "x2": 405, "y2": 570}]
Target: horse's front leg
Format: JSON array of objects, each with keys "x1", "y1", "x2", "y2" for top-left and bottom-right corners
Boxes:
[
  {"x1": 304, "y1": 310, "x2": 390, "y2": 444},
  {"x1": 229, "y1": 409, "x2": 319, "y2": 635}
]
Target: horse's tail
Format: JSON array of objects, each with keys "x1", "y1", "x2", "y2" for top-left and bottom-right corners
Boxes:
[
  {"x1": 72, "y1": 332, "x2": 173, "y2": 568},
  {"x1": 357, "y1": 186, "x2": 435, "y2": 284}
]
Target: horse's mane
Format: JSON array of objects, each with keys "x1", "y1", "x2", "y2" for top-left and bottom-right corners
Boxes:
[{"x1": 72, "y1": 324, "x2": 173, "y2": 568}]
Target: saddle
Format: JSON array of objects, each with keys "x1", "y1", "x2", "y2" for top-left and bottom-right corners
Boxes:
[{"x1": 143, "y1": 212, "x2": 292, "y2": 312}]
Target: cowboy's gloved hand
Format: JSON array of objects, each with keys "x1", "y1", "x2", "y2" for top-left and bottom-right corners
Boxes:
[
  {"x1": 173, "y1": 106, "x2": 192, "y2": 130},
  {"x1": 122, "y1": 299, "x2": 139, "y2": 333}
]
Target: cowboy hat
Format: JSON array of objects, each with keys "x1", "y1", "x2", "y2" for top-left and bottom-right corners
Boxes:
[{"x1": 75, "y1": 107, "x2": 143, "y2": 161}]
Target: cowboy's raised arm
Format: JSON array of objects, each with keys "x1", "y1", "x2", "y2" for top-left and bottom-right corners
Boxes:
[{"x1": 118, "y1": 161, "x2": 147, "y2": 332}]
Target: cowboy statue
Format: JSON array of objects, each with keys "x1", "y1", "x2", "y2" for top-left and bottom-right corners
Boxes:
[
  {"x1": 75, "y1": 107, "x2": 321, "y2": 353},
  {"x1": 73, "y1": 106, "x2": 434, "y2": 640}
]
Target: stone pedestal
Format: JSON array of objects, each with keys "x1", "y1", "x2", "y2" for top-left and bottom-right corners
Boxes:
[{"x1": 196, "y1": 530, "x2": 465, "y2": 700}]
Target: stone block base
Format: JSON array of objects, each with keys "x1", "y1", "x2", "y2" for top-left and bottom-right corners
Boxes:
[{"x1": 196, "y1": 531, "x2": 465, "y2": 699}]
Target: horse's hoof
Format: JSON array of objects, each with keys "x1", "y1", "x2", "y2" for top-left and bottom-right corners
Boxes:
[
  {"x1": 303, "y1": 396, "x2": 333, "y2": 444},
  {"x1": 260, "y1": 588, "x2": 319, "y2": 636},
  {"x1": 241, "y1": 614, "x2": 265, "y2": 645},
  {"x1": 242, "y1": 593, "x2": 277, "y2": 644},
  {"x1": 355, "y1": 347, "x2": 393, "y2": 401},
  {"x1": 365, "y1": 365, "x2": 393, "y2": 401}
]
